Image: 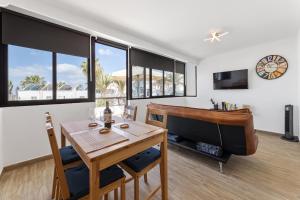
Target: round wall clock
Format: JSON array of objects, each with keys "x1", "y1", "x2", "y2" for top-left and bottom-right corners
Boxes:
[{"x1": 256, "y1": 55, "x2": 288, "y2": 80}]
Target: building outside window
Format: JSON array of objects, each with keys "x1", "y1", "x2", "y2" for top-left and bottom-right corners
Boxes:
[
  {"x1": 56, "y1": 53, "x2": 88, "y2": 99},
  {"x1": 175, "y1": 72, "x2": 185, "y2": 96},
  {"x1": 8, "y1": 45, "x2": 53, "y2": 101},
  {"x1": 151, "y1": 69, "x2": 163, "y2": 96},
  {"x1": 164, "y1": 71, "x2": 174, "y2": 96}
]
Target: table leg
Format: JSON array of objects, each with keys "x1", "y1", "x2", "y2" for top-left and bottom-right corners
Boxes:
[
  {"x1": 61, "y1": 127, "x2": 66, "y2": 148},
  {"x1": 90, "y1": 161, "x2": 99, "y2": 200},
  {"x1": 160, "y1": 131, "x2": 168, "y2": 200}
]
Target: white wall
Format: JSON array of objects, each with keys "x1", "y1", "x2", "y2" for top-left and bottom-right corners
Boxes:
[
  {"x1": 297, "y1": 30, "x2": 300, "y2": 133},
  {"x1": 186, "y1": 63, "x2": 197, "y2": 96},
  {"x1": 129, "y1": 98, "x2": 187, "y2": 122},
  {"x1": 186, "y1": 37, "x2": 299, "y2": 135},
  {"x1": 1, "y1": 103, "x2": 93, "y2": 167}
]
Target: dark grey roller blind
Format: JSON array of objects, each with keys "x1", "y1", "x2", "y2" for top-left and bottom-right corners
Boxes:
[
  {"x1": 130, "y1": 48, "x2": 174, "y2": 71},
  {"x1": 175, "y1": 61, "x2": 185, "y2": 74},
  {"x1": 1, "y1": 9, "x2": 90, "y2": 57}
]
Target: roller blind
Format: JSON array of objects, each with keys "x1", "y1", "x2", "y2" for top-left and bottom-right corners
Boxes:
[
  {"x1": 130, "y1": 48, "x2": 174, "y2": 71},
  {"x1": 1, "y1": 9, "x2": 90, "y2": 57},
  {"x1": 175, "y1": 61, "x2": 185, "y2": 74}
]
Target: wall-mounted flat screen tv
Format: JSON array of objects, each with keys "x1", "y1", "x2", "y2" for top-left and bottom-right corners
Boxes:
[{"x1": 213, "y1": 69, "x2": 248, "y2": 89}]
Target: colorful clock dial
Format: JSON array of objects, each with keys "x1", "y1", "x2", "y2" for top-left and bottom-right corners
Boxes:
[{"x1": 256, "y1": 55, "x2": 288, "y2": 80}]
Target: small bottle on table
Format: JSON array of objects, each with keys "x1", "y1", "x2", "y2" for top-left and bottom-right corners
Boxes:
[{"x1": 104, "y1": 101, "x2": 112, "y2": 129}]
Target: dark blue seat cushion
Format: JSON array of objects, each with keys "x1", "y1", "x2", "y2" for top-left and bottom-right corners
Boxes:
[
  {"x1": 60, "y1": 146, "x2": 81, "y2": 165},
  {"x1": 123, "y1": 147, "x2": 161, "y2": 172},
  {"x1": 65, "y1": 165, "x2": 124, "y2": 200}
]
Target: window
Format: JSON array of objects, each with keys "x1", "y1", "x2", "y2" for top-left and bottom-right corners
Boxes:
[
  {"x1": 129, "y1": 48, "x2": 186, "y2": 99},
  {"x1": 8, "y1": 45, "x2": 53, "y2": 101},
  {"x1": 146, "y1": 68, "x2": 150, "y2": 97},
  {"x1": 152, "y1": 69, "x2": 163, "y2": 96},
  {"x1": 57, "y1": 54, "x2": 88, "y2": 99},
  {"x1": 164, "y1": 71, "x2": 174, "y2": 96},
  {"x1": 132, "y1": 66, "x2": 144, "y2": 98},
  {"x1": 95, "y1": 42, "x2": 127, "y2": 116},
  {"x1": 175, "y1": 61, "x2": 186, "y2": 96},
  {"x1": 1, "y1": 9, "x2": 92, "y2": 107},
  {"x1": 175, "y1": 73, "x2": 185, "y2": 96}
]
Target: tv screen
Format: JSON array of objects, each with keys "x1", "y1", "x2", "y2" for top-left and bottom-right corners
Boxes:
[{"x1": 213, "y1": 69, "x2": 248, "y2": 89}]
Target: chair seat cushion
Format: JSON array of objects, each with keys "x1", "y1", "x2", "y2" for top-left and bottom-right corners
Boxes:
[
  {"x1": 123, "y1": 147, "x2": 161, "y2": 172},
  {"x1": 65, "y1": 164, "x2": 124, "y2": 200},
  {"x1": 59, "y1": 146, "x2": 81, "y2": 165}
]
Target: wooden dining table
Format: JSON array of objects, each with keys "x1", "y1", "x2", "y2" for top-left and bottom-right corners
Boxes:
[{"x1": 60, "y1": 117, "x2": 168, "y2": 200}]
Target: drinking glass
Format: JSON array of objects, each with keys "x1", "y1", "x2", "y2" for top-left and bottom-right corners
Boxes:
[
  {"x1": 121, "y1": 112, "x2": 128, "y2": 124},
  {"x1": 88, "y1": 107, "x2": 95, "y2": 123}
]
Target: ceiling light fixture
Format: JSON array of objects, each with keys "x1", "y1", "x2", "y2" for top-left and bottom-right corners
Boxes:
[{"x1": 204, "y1": 31, "x2": 229, "y2": 42}]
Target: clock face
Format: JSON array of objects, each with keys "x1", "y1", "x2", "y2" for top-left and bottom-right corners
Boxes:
[{"x1": 256, "y1": 55, "x2": 288, "y2": 80}]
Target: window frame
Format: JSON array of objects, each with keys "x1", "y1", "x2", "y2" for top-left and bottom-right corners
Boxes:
[
  {"x1": 129, "y1": 55, "x2": 186, "y2": 100},
  {"x1": 94, "y1": 38, "x2": 129, "y2": 104},
  {"x1": 55, "y1": 52, "x2": 90, "y2": 100},
  {"x1": 0, "y1": 43, "x2": 95, "y2": 107}
]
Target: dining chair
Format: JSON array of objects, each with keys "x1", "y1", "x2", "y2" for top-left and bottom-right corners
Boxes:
[
  {"x1": 119, "y1": 107, "x2": 168, "y2": 200},
  {"x1": 145, "y1": 108, "x2": 168, "y2": 129},
  {"x1": 45, "y1": 121, "x2": 126, "y2": 200},
  {"x1": 45, "y1": 112, "x2": 82, "y2": 199},
  {"x1": 123, "y1": 105, "x2": 137, "y2": 121}
]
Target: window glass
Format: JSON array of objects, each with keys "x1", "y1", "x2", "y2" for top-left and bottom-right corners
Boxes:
[
  {"x1": 94, "y1": 43, "x2": 127, "y2": 116},
  {"x1": 152, "y1": 69, "x2": 163, "y2": 96},
  {"x1": 146, "y1": 68, "x2": 150, "y2": 98},
  {"x1": 164, "y1": 71, "x2": 174, "y2": 95},
  {"x1": 57, "y1": 54, "x2": 88, "y2": 99},
  {"x1": 175, "y1": 73, "x2": 185, "y2": 96},
  {"x1": 8, "y1": 45, "x2": 52, "y2": 101},
  {"x1": 132, "y1": 66, "x2": 144, "y2": 98}
]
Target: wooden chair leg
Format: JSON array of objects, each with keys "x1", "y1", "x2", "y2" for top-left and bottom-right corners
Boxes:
[
  {"x1": 143, "y1": 173, "x2": 148, "y2": 184},
  {"x1": 52, "y1": 168, "x2": 56, "y2": 199},
  {"x1": 59, "y1": 190, "x2": 62, "y2": 200},
  {"x1": 55, "y1": 179, "x2": 59, "y2": 200},
  {"x1": 134, "y1": 178, "x2": 140, "y2": 200},
  {"x1": 121, "y1": 181, "x2": 126, "y2": 200},
  {"x1": 114, "y1": 188, "x2": 118, "y2": 200},
  {"x1": 104, "y1": 193, "x2": 109, "y2": 200}
]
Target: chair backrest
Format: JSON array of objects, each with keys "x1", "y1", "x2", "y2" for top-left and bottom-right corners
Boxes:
[
  {"x1": 45, "y1": 115, "x2": 70, "y2": 199},
  {"x1": 124, "y1": 104, "x2": 137, "y2": 121},
  {"x1": 45, "y1": 112, "x2": 53, "y2": 126},
  {"x1": 145, "y1": 107, "x2": 168, "y2": 129}
]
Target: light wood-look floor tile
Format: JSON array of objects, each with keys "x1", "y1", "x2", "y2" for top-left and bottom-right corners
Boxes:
[{"x1": 1, "y1": 132, "x2": 300, "y2": 200}]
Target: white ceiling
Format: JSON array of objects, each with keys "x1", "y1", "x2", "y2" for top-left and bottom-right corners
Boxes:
[{"x1": 4, "y1": 0, "x2": 300, "y2": 61}]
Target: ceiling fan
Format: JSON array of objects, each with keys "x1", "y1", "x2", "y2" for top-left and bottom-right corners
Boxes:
[{"x1": 204, "y1": 31, "x2": 229, "y2": 42}]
